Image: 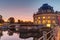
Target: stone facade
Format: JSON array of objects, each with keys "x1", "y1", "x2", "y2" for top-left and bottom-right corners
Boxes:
[{"x1": 33, "y1": 4, "x2": 59, "y2": 27}]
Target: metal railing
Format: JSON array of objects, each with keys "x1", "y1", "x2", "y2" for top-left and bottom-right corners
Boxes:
[
  {"x1": 37, "y1": 29, "x2": 54, "y2": 40},
  {"x1": 38, "y1": 26, "x2": 60, "y2": 40}
]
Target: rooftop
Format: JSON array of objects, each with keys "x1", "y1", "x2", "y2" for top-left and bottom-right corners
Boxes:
[{"x1": 38, "y1": 4, "x2": 54, "y2": 13}]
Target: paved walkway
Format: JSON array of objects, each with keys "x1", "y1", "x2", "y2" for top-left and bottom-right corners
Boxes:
[{"x1": 54, "y1": 26, "x2": 60, "y2": 40}]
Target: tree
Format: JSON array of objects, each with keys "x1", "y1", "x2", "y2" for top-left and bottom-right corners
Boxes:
[
  {"x1": 0, "y1": 19, "x2": 4, "y2": 23},
  {"x1": 0, "y1": 15, "x2": 4, "y2": 23},
  {"x1": 17, "y1": 19, "x2": 20, "y2": 24},
  {"x1": 8, "y1": 17, "x2": 15, "y2": 24}
]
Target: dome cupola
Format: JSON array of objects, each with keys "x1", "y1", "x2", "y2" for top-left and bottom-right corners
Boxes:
[{"x1": 38, "y1": 4, "x2": 54, "y2": 13}]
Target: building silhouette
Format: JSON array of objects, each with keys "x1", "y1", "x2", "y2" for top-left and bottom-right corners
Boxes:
[{"x1": 0, "y1": 15, "x2": 4, "y2": 23}]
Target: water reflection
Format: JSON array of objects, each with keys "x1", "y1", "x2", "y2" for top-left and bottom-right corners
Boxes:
[
  {"x1": 0, "y1": 29, "x2": 33, "y2": 40},
  {"x1": 7, "y1": 29, "x2": 14, "y2": 36},
  {"x1": 0, "y1": 29, "x2": 3, "y2": 39},
  {"x1": 0, "y1": 24, "x2": 52, "y2": 40}
]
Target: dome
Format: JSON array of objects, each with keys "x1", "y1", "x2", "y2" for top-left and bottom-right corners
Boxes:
[{"x1": 38, "y1": 4, "x2": 54, "y2": 13}]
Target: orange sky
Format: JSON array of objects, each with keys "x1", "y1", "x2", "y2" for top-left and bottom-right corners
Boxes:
[{"x1": 3, "y1": 16, "x2": 33, "y2": 22}]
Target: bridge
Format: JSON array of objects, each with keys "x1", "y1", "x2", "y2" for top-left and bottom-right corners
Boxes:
[{"x1": 6, "y1": 24, "x2": 60, "y2": 40}]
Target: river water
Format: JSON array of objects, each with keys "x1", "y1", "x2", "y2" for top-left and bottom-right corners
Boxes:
[{"x1": 0, "y1": 31, "x2": 33, "y2": 40}]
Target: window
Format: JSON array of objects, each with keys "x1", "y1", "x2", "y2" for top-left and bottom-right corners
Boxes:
[
  {"x1": 38, "y1": 17, "x2": 40, "y2": 19},
  {"x1": 38, "y1": 21, "x2": 41, "y2": 24},
  {"x1": 46, "y1": 24, "x2": 51, "y2": 27},
  {"x1": 48, "y1": 20, "x2": 51, "y2": 23},
  {"x1": 35, "y1": 18, "x2": 37, "y2": 20},
  {"x1": 48, "y1": 16, "x2": 50, "y2": 19},
  {"x1": 43, "y1": 16, "x2": 45, "y2": 19},
  {"x1": 42, "y1": 20, "x2": 46, "y2": 24},
  {"x1": 52, "y1": 20, "x2": 56, "y2": 24},
  {"x1": 47, "y1": 10, "x2": 51, "y2": 12},
  {"x1": 35, "y1": 21, "x2": 37, "y2": 24}
]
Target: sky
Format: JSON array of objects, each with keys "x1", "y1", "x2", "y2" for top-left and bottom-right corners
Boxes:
[{"x1": 0, "y1": 0, "x2": 60, "y2": 22}]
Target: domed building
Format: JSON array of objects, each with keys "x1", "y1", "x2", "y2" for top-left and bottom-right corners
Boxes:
[
  {"x1": 38, "y1": 4, "x2": 54, "y2": 13},
  {"x1": 33, "y1": 4, "x2": 59, "y2": 27}
]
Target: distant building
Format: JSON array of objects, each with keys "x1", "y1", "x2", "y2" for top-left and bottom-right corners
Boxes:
[{"x1": 33, "y1": 4, "x2": 59, "y2": 27}]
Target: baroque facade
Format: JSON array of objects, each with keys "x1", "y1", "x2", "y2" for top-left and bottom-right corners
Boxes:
[{"x1": 33, "y1": 4, "x2": 59, "y2": 27}]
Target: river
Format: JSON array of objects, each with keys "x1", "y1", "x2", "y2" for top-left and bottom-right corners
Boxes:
[{"x1": 0, "y1": 31, "x2": 33, "y2": 40}]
